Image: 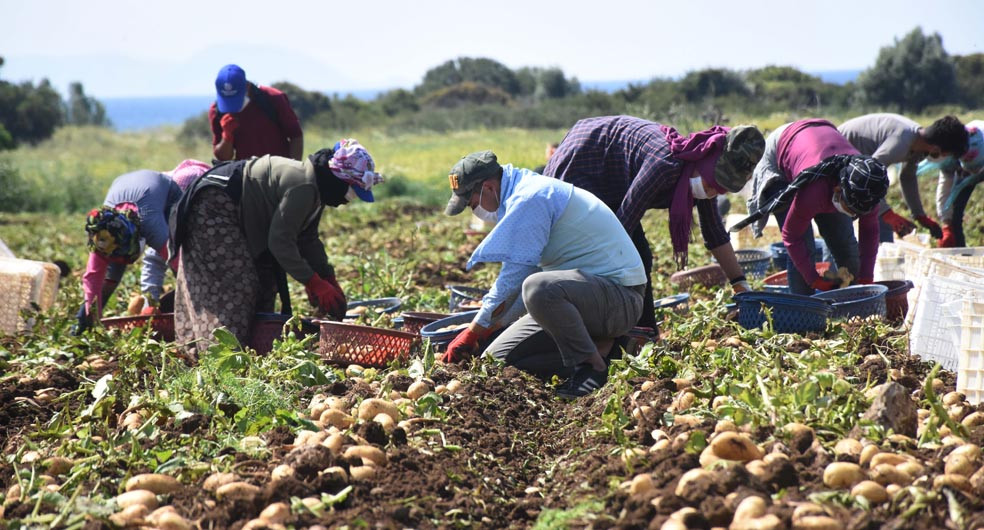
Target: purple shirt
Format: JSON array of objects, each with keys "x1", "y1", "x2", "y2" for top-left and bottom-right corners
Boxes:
[
  {"x1": 543, "y1": 115, "x2": 729, "y2": 249},
  {"x1": 777, "y1": 121, "x2": 879, "y2": 283}
]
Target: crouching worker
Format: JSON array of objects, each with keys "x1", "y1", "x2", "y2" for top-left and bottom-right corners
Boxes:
[
  {"x1": 73, "y1": 160, "x2": 211, "y2": 334},
  {"x1": 441, "y1": 150, "x2": 646, "y2": 399},
  {"x1": 169, "y1": 139, "x2": 384, "y2": 355},
  {"x1": 733, "y1": 119, "x2": 889, "y2": 294}
]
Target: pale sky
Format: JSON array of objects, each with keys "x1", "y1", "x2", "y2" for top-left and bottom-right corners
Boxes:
[{"x1": 2, "y1": 0, "x2": 982, "y2": 98}]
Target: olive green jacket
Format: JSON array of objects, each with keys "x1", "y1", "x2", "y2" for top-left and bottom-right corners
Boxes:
[{"x1": 240, "y1": 155, "x2": 329, "y2": 284}]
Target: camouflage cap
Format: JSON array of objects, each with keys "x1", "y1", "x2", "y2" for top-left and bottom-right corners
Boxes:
[
  {"x1": 445, "y1": 150, "x2": 501, "y2": 216},
  {"x1": 713, "y1": 125, "x2": 765, "y2": 193}
]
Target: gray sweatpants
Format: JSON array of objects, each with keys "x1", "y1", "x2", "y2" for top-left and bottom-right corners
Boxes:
[{"x1": 486, "y1": 269, "x2": 643, "y2": 380}]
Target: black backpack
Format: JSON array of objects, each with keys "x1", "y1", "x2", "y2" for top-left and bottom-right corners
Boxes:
[{"x1": 212, "y1": 82, "x2": 281, "y2": 133}]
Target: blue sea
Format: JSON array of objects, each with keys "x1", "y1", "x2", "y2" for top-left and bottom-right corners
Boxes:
[{"x1": 104, "y1": 71, "x2": 859, "y2": 132}]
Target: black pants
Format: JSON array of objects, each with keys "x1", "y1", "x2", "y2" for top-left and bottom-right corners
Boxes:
[
  {"x1": 948, "y1": 178, "x2": 979, "y2": 247},
  {"x1": 631, "y1": 226, "x2": 657, "y2": 329}
]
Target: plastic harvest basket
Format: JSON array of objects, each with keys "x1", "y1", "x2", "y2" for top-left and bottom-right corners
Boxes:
[
  {"x1": 446, "y1": 285, "x2": 487, "y2": 312},
  {"x1": 420, "y1": 311, "x2": 478, "y2": 351},
  {"x1": 811, "y1": 285, "x2": 888, "y2": 321},
  {"x1": 734, "y1": 292, "x2": 831, "y2": 334},
  {"x1": 762, "y1": 262, "x2": 833, "y2": 287},
  {"x1": 875, "y1": 280, "x2": 914, "y2": 324},
  {"x1": 400, "y1": 311, "x2": 450, "y2": 335},
  {"x1": 734, "y1": 249, "x2": 773, "y2": 279},
  {"x1": 346, "y1": 298, "x2": 403, "y2": 319},
  {"x1": 318, "y1": 321, "x2": 419, "y2": 368},
  {"x1": 654, "y1": 293, "x2": 691, "y2": 314},
  {"x1": 101, "y1": 313, "x2": 175, "y2": 341},
  {"x1": 248, "y1": 313, "x2": 319, "y2": 355}
]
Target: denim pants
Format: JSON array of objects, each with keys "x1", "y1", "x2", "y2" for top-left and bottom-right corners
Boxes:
[
  {"x1": 774, "y1": 210, "x2": 860, "y2": 295},
  {"x1": 485, "y1": 269, "x2": 644, "y2": 380}
]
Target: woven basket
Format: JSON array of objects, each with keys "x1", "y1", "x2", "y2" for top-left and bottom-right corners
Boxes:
[
  {"x1": 446, "y1": 285, "x2": 487, "y2": 312},
  {"x1": 101, "y1": 313, "x2": 175, "y2": 341},
  {"x1": 318, "y1": 321, "x2": 419, "y2": 367},
  {"x1": 420, "y1": 311, "x2": 477, "y2": 351},
  {"x1": 734, "y1": 249, "x2": 773, "y2": 279},
  {"x1": 345, "y1": 298, "x2": 403, "y2": 319},
  {"x1": 735, "y1": 292, "x2": 831, "y2": 333},
  {"x1": 669, "y1": 264, "x2": 727, "y2": 289},
  {"x1": 400, "y1": 311, "x2": 450, "y2": 335},
  {"x1": 811, "y1": 285, "x2": 889, "y2": 321},
  {"x1": 875, "y1": 280, "x2": 914, "y2": 324}
]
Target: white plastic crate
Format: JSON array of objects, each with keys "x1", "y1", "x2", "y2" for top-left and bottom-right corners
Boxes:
[
  {"x1": 953, "y1": 300, "x2": 984, "y2": 405},
  {"x1": 909, "y1": 272, "x2": 984, "y2": 372},
  {"x1": 905, "y1": 253, "x2": 984, "y2": 325},
  {"x1": 0, "y1": 257, "x2": 61, "y2": 334}
]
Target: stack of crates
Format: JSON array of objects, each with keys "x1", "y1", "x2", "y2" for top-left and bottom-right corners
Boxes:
[{"x1": 0, "y1": 257, "x2": 61, "y2": 334}]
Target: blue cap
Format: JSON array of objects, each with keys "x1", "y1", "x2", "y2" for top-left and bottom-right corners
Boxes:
[
  {"x1": 215, "y1": 64, "x2": 247, "y2": 113},
  {"x1": 352, "y1": 186, "x2": 374, "y2": 202}
]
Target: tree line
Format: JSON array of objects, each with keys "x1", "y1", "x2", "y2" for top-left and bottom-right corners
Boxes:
[{"x1": 2, "y1": 27, "x2": 981, "y2": 151}]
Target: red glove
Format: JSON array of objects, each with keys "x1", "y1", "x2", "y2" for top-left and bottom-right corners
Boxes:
[
  {"x1": 305, "y1": 274, "x2": 346, "y2": 320},
  {"x1": 880, "y1": 209, "x2": 916, "y2": 237},
  {"x1": 914, "y1": 215, "x2": 943, "y2": 239},
  {"x1": 442, "y1": 327, "x2": 482, "y2": 363},
  {"x1": 140, "y1": 304, "x2": 160, "y2": 316},
  {"x1": 939, "y1": 225, "x2": 958, "y2": 248},
  {"x1": 811, "y1": 277, "x2": 838, "y2": 292},
  {"x1": 220, "y1": 114, "x2": 240, "y2": 142}
]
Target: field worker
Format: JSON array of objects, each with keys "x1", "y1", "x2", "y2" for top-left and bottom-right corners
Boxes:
[
  {"x1": 543, "y1": 116, "x2": 764, "y2": 329},
  {"x1": 73, "y1": 160, "x2": 211, "y2": 334},
  {"x1": 442, "y1": 150, "x2": 647, "y2": 398},
  {"x1": 210, "y1": 64, "x2": 304, "y2": 162},
  {"x1": 169, "y1": 139, "x2": 383, "y2": 355},
  {"x1": 838, "y1": 113, "x2": 968, "y2": 242},
  {"x1": 532, "y1": 142, "x2": 559, "y2": 174},
  {"x1": 924, "y1": 120, "x2": 984, "y2": 247},
  {"x1": 734, "y1": 119, "x2": 889, "y2": 294}
]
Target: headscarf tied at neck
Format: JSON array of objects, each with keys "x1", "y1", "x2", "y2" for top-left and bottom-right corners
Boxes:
[
  {"x1": 85, "y1": 203, "x2": 141, "y2": 264},
  {"x1": 660, "y1": 125, "x2": 729, "y2": 269}
]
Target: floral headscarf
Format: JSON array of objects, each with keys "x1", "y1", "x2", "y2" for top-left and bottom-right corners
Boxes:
[
  {"x1": 85, "y1": 204, "x2": 141, "y2": 263},
  {"x1": 329, "y1": 139, "x2": 385, "y2": 201}
]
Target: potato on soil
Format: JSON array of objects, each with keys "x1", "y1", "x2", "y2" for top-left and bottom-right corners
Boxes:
[
  {"x1": 851, "y1": 480, "x2": 889, "y2": 503},
  {"x1": 823, "y1": 462, "x2": 864, "y2": 488},
  {"x1": 109, "y1": 504, "x2": 149, "y2": 527},
  {"x1": 156, "y1": 511, "x2": 191, "y2": 530},
  {"x1": 406, "y1": 380, "x2": 431, "y2": 399},
  {"x1": 733, "y1": 495, "x2": 767, "y2": 521},
  {"x1": 933, "y1": 473, "x2": 972, "y2": 492},
  {"x1": 709, "y1": 432, "x2": 763, "y2": 462},
  {"x1": 349, "y1": 465, "x2": 376, "y2": 480},
  {"x1": 792, "y1": 515, "x2": 843, "y2": 530},
  {"x1": 202, "y1": 472, "x2": 238, "y2": 492},
  {"x1": 271, "y1": 464, "x2": 295, "y2": 481},
  {"x1": 629, "y1": 473, "x2": 654, "y2": 495},
  {"x1": 43, "y1": 456, "x2": 74, "y2": 476},
  {"x1": 260, "y1": 502, "x2": 291, "y2": 524},
  {"x1": 216, "y1": 481, "x2": 261, "y2": 501},
  {"x1": 868, "y1": 464, "x2": 912, "y2": 486},
  {"x1": 357, "y1": 398, "x2": 399, "y2": 422},
  {"x1": 344, "y1": 445, "x2": 387, "y2": 466},
  {"x1": 730, "y1": 514, "x2": 782, "y2": 530},
  {"x1": 320, "y1": 408, "x2": 354, "y2": 429},
  {"x1": 833, "y1": 438, "x2": 862, "y2": 457},
  {"x1": 674, "y1": 468, "x2": 713, "y2": 499},
  {"x1": 115, "y1": 489, "x2": 159, "y2": 510},
  {"x1": 125, "y1": 473, "x2": 181, "y2": 494}
]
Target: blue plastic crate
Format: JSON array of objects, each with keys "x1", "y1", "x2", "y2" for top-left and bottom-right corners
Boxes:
[
  {"x1": 446, "y1": 285, "x2": 487, "y2": 312},
  {"x1": 770, "y1": 242, "x2": 788, "y2": 271},
  {"x1": 420, "y1": 311, "x2": 478, "y2": 350},
  {"x1": 734, "y1": 291, "x2": 832, "y2": 333},
  {"x1": 811, "y1": 285, "x2": 888, "y2": 321}
]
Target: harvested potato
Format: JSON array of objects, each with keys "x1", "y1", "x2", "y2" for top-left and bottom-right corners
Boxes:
[
  {"x1": 869, "y1": 463, "x2": 912, "y2": 486},
  {"x1": 446, "y1": 380, "x2": 463, "y2": 394},
  {"x1": 322, "y1": 433, "x2": 344, "y2": 455},
  {"x1": 709, "y1": 432, "x2": 763, "y2": 462},
  {"x1": 202, "y1": 472, "x2": 238, "y2": 492},
  {"x1": 944, "y1": 454, "x2": 976, "y2": 477},
  {"x1": 157, "y1": 511, "x2": 191, "y2": 530},
  {"x1": 260, "y1": 502, "x2": 291, "y2": 524},
  {"x1": 115, "y1": 489, "x2": 159, "y2": 510},
  {"x1": 869, "y1": 453, "x2": 910, "y2": 468},
  {"x1": 833, "y1": 438, "x2": 862, "y2": 457},
  {"x1": 406, "y1": 381, "x2": 431, "y2": 400},
  {"x1": 373, "y1": 412, "x2": 396, "y2": 433},
  {"x1": 823, "y1": 462, "x2": 864, "y2": 488},
  {"x1": 674, "y1": 468, "x2": 713, "y2": 497},
  {"x1": 349, "y1": 465, "x2": 376, "y2": 480},
  {"x1": 320, "y1": 409, "x2": 354, "y2": 429},
  {"x1": 109, "y1": 504, "x2": 149, "y2": 527},
  {"x1": 350, "y1": 305, "x2": 369, "y2": 315},
  {"x1": 628, "y1": 473, "x2": 654, "y2": 495},
  {"x1": 730, "y1": 514, "x2": 782, "y2": 530},
  {"x1": 344, "y1": 445, "x2": 387, "y2": 466},
  {"x1": 733, "y1": 495, "x2": 767, "y2": 521},
  {"x1": 358, "y1": 398, "x2": 400, "y2": 422},
  {"x1": 437, "y1": 323, "x2": 469, "y2": 332},
  {"x1": 43, "y1": 456, "x2": 74, "y2": 476},
  {"x1": 859, "y1": 445, "x2": 880, "y2": 467},
  {"x1": 125, "y1": 473, "x2": 180, "y2": 494},
  {"x1": 792, "y1": 515, "x2": 842, "y2": 530},
  {"x1": 933, "y1": 473, "x2": 972, "y2": 492},
  {"x1": 271, "y1": 464, "x2": 295, "y2": 482},
  {"x1": 216, "y1": 481, "x2": 261, "y2": 501},
  {"x1": 851, "y1": 480, "x2": 889, "y2": 503}
]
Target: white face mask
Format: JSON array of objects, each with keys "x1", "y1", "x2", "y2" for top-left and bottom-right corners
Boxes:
[
  {"x1": 239, "y1": 94, "x2": 250, "y2": 112},
  {"x1": 473, "y1": 186, "x2": 499, "y2": 224},
  {"x1": 344, "y1": 186, "x2": 359, "y2": 203},
  {"x1": 831, "y1": 192, "x2": 856, "y2": 218},
  {"x1": 690, "y1": 177, "x2": 715, "y2": 200}
]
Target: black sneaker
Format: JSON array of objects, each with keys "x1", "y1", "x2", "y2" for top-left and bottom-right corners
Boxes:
[{"x1": 556, "y1": 364, "x2": 608, "y2": 399}]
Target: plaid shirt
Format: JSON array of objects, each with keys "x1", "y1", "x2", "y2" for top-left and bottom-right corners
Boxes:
[{"x1": 543, "y1": 116, "x2": 730, "y2": 250}]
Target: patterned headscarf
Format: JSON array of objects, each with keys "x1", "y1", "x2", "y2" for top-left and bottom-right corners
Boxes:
[
  {"x1": 960, "y1": 122, "x2": 984, "y2": 174},
  {"x1": 329, "y1": 139, "x2": 385, "y2": 196},
  {"x1": 85, "y1": 204, "x2": 141, "y2": 263},
  {"x1": 167, "y1": 159, "x2": 211, "y2": 191},
  {"x1": 838, "y1": 155, "x2": 889, "y2": 215}
]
